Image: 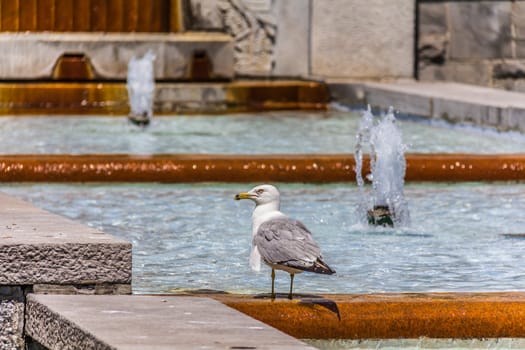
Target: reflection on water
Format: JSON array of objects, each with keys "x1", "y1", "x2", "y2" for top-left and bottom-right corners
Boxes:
[
  {"x1": 0, "y1": 111, "x2": 524, "y2": 154},
  {"x1": 2, "y1": 182, "x2": 525, "y2": 295}
]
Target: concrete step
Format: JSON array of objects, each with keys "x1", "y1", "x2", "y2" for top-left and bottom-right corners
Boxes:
[
  {"x1": 0, "y1": 192, "x2": 131, "y2": 285},
  {"x1": 0, "y1": 32, "x2": 233, "y2": 80},
  {"x1": 329, "y1": 80, "x2": 525, "y2": 132},
  {"x1": 0, "y1": 192, "x2": 132, "y2": 348},
  {"x1": 25, "y1": 294, "x2": 315, "y2": 350}
]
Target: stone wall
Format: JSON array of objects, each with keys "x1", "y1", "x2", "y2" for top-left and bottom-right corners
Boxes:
[
  {"x1": 418, "y1": 0, "x2": 525, "y2": 91},
  {"x1": 186, "y1": 0, "x2": 295, "y2": 76},
  {"x1": 311, "y1": 0, "x2": 415, "y2": 79},
  {"x1": 186, "y1": 0, "x2": 415, "y2": 80}
]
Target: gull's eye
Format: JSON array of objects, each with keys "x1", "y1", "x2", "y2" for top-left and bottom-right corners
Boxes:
[{"x1": 256, "y1": 189, "x2": 264, "y2": 195}]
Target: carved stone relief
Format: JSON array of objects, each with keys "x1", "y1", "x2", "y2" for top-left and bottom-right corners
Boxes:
[{"x1": 188, "y1": 0, "x2": 277, "y2": 75}]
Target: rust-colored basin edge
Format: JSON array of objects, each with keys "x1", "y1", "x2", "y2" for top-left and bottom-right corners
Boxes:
[
  {"x1": 207, "y1": 292, "x2": 525, "y2": 339},
  {"x1": 0, "y1": 153, "x2": 524, "y2": 182}
]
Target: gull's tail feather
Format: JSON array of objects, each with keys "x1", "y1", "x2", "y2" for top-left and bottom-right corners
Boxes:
[{"x1": 306, "y1": 258, "x2": 336, "y2": 275}]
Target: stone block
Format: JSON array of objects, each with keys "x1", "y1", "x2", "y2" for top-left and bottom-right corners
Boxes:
[
  {"x1": 26, "y1": 295, "x2": 315, "y2": 350},
  {"x1": 155, "y1": 83, "x2": 229, "y2": 113},
  {"x1": 419, "y1": 2, "x2": 448, "y2": 36},
  {"x1": 164, "y1": 39, "x2": 234, "y2": 79},
  {"x1": 449, "y1": 2, "x2": 512, "y2": 59},
  {"x1": 0, "y1": 193, "x2": 131, "y2": 285},
  {"x1": 26, "y1": 297, "x2": 107, "y2": 350},
  {"x1": 495, "y1": 78, "x2": 525, "y2": 93},
  {"x1": 188, "y1": 0, "x2": 277, "y2": 76},
  {"x1": 327, "y1": 82, "x2": 367, "y2": 107},
  {"x1": 0, "y1": 244, "x2": 131, "y2": 285},
  {"x1": 432, "y1": 98, "x2": 487, "y2": 125},
  {"x1": 418, "y1": 64, "x2": 446, "y2": 82},
  {"x1": 484, "y1": 106, "x2": 506, "y2": 129},
  {"x1": 187, "y1": 0, "x2": 308, "y2": 77},
  {"x1": 420, "y1": 61, "x2": 491, "y2": 86},
  {"x1": 187, "y1": 0, "x2": 224, "y2": 30},
  {"x1": 0, "y1": 287, "x2": 24, "y2": 350},
  {"x1": 273, "y1": 0, "x2": 309, "y2": 77},
  {"x1": 364, "y1": 84, "x2": 432, "y2": 118},
  {"x1": 492, "y1": 61, "x2": 525, "y2": 79},
  {"x1": 512, "y1": 1, "x2": 525, "y2": 40},
  {"x1": 311, "y1": 0, "x2": 415, "y2": 79},
  {"x1": 418, "y1": 34, "x2": 447, "y2": 66},
  {"x1": 506, "y1": 108, "x2": 525, "y2": 132},
  {"x1": 514, "y1": 41, "x2": 525, "y2": 59},
  {"x1": 32, "y1": 284, "x2": 131, "y2": 295},
  {"x1": 514, "y1": 2, "x2": 525, "y2": 61}
]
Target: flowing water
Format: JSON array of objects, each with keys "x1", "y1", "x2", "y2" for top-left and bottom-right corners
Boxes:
[
  {"x1": 127, "y1": 50, "x2": 155, "y2": 122},
  {"x1": 355, "y1": 106, "x2": 409, "y2": 226}
]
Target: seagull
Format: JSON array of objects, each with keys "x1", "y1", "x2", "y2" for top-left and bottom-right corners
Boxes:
[{"x1": 235, "y1": 184, "x2": 335, "y2": 299}]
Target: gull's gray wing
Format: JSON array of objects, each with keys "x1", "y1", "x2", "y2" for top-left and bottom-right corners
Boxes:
[{"x1": 254, "y1": 217, "x2": 335, "y2": 274}]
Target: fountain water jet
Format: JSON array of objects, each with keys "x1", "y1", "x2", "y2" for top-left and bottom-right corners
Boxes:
[
  {"x1": 355, "y1": 106, "x2": 410, "y2": 227},
  {"x1": 126, "y1": 50, "x2": 156, "y2": 127}
]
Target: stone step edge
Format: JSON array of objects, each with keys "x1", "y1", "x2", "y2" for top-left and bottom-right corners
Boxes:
[{"x1": 25, "y1": 294, "x2": 315, "y2": 350}]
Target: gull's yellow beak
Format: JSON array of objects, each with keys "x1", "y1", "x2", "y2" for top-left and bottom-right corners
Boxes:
[{"x1": 234, "y1": 192, "x2": 253, "y2": 200}]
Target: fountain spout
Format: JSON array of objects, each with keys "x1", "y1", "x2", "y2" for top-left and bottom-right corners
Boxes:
[
  {"x1": 126, "y1": 50, "x2": 156, "y2": 127},
  {"x1": 355, "y1": 106, "x2": 410, "y2": 227}
]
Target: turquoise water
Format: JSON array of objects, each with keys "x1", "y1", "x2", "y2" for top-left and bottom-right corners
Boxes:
[
  {"x1": 0, "y1": 111, "x2": 523, "y2": 154},
  {"x1": 2, "y1": 182, "x2": 525, "y2": 295}
]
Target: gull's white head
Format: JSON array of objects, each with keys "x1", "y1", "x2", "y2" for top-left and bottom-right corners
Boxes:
[
  {"x1": 235, "y1": 184, "x2": 283, "y2": 272},
  {"x1": 234, "y1": 184, "x2": 280, "y2": 206}
]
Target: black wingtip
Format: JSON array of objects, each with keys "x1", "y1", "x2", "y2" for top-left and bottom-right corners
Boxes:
[{"x1": 309, "y1": 258, "x2": 336, "y2": 275}]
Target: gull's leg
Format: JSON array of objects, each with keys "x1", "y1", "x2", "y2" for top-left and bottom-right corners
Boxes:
[
  {"x1": 288, "y1": 273, "x2": 295, "y2": 300},
  {"x1": 271, "y1": 269, "x2": 275, "y2": 300}
]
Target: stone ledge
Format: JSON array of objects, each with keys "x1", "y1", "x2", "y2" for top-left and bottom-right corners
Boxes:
[
  {"x1": 0, "y1": 32, "x2": 233, "y2": 80},
  {"x1": 329, "y1": 80, "x2": 525, "y2": 132},
  {"x1": 0, "y1": 192, "x2": 131, "y2": 285},
  {"x1": 26, "y1": 294, "x2": 315, "y2": 350}
]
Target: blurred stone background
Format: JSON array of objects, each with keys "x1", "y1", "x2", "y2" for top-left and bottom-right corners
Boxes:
[
  {"x1": 185, "y1": 0, "x2": 415, "y2": 79},
  {"x1": 186, "y1": 0, "x2": 525, "y2": 92},
  {"x1": 418, "y1": 1, "x2": 525, "y2": 92},
  {"x1": 0, "y1": 0, "x2": 523, "y2": 91}
]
